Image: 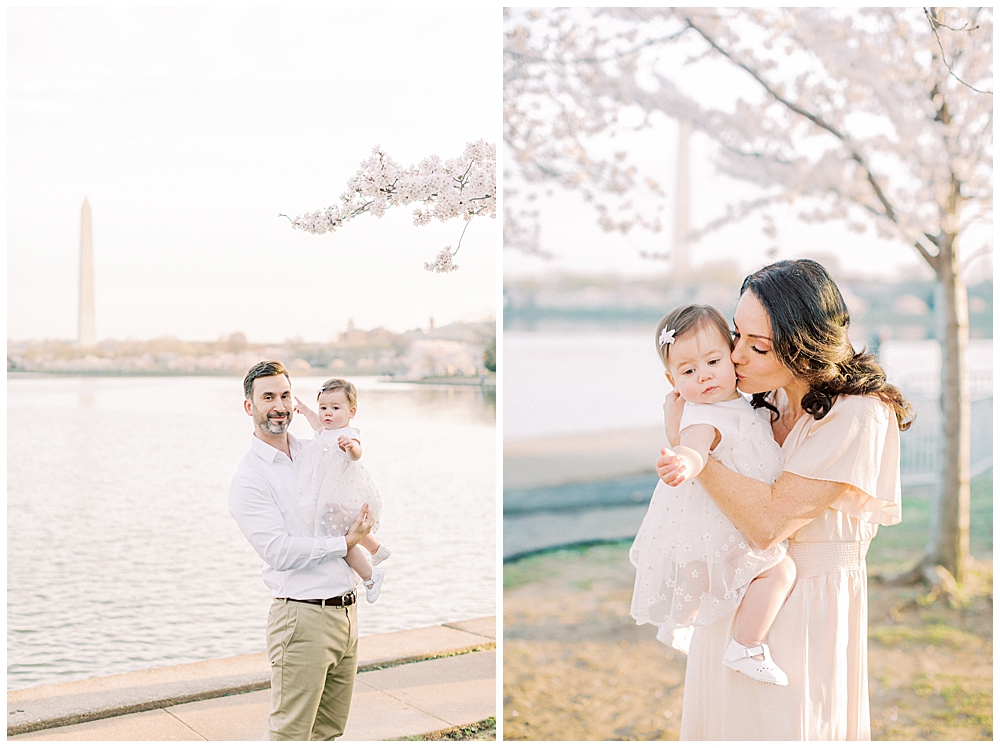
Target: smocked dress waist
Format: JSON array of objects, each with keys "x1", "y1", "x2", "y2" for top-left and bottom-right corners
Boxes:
[{"x1": 786, "y1": 538, "x2": 871, "y2": 578}]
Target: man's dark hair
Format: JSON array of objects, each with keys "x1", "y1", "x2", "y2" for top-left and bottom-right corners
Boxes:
[{"x1": 243, "y1": 360, "x2": 290, "y2": 400}]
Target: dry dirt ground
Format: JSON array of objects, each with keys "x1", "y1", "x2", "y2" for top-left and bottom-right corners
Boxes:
[{"x1": 502, "y1": 542, "x2": 992, "y2": 741}]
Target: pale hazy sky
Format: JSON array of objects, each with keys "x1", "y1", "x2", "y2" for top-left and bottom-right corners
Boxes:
[{"x1": 8, "y1": 7, "x2": 499, "y2": 343}]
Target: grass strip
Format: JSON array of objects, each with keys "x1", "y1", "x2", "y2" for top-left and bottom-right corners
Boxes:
[{"x1": 395, "y1": 717, "x2": 496, "y2": 741}]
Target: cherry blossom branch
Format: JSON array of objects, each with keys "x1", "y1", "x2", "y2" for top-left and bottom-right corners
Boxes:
[
  {"x1": 283, "y1": 140, "x2": 496, "y2": 273},
  {"x1": 422, "y1": 219, "x2": 474, "y2": 274},
  {"x1": 683, "y1": 16, "x2": 903, "y2": 228},
  {"x1": 507, "y1": 29, "x2": 689, "y2": 69},
  {"x1": 504, "y1": 7, "x2": 992, "y2": 271}
]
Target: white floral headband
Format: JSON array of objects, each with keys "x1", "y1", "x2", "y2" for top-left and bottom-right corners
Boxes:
[{"x1": 658, "y1": 328, "x2": 676, "y2": 347}]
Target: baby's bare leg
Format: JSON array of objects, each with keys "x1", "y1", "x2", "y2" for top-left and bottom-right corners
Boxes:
[
  {"x1": 359, "y1": 533, "x2": 381, "y2": 554},
  {"x1": 734, "y1": 554, "x2": 797, "y2": 658},
  {"x1": 345, "y1": 545, "x2": 372, "y2": 582}
]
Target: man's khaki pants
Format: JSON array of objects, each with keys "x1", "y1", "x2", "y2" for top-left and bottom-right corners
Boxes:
[{"x1": 266, "y1": 598, "x2": 358, "y2": 740}]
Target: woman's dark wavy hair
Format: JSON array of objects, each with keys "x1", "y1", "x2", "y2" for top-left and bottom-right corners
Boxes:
[{"x1": 741, "y1": 259, "x2": 913, "y2": 431}]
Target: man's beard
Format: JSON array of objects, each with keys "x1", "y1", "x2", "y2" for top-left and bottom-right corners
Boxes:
[{"x1": 256, "y1": 409, "x2": 291, "y2": 435}]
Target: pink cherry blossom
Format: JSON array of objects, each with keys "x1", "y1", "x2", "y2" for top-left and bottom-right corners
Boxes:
[{"x1": 285, "y1": 140, "x2": 495, "y2": 273}]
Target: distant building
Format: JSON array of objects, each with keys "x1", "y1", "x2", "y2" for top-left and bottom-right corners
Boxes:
[
  {"x1": 339, "y1": 319, "x2": 395, "y2": 347},
  {"x1": 403, "y1": 339, "x2": 482, "y2": 378}
]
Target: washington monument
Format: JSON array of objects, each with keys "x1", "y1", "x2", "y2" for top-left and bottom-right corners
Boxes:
[
  {"x1": 672, "y1": 119, "x2": 691, "y2": 282},
  {"x1": 78, "y1": 198, "x2": 96, "y2": 347}
]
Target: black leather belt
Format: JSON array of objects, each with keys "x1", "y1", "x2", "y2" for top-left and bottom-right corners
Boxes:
[{"x1": 281, "y1": 590, "x2": 356, "y2": 607}]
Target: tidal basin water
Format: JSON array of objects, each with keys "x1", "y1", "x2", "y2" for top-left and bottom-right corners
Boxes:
[
  {"x1": 504, "y1": 331, "x2": 993, "y2": 441},
  {"x1": 7, "y1": 375, "x2": 496, "y2": 690}
]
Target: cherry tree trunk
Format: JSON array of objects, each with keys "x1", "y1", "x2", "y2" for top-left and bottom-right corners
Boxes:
[{"x1": 925, "y1": 232, "x2": 971, "y2": 584}]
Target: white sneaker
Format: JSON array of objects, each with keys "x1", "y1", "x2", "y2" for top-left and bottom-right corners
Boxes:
[
  {"x1": 370, "y1": 544, "x2": 392, "y2": 566},
  {"x1": 364, "y1": 567, "x2": 385, "y2": 603},
  {"x1": 722, "y1": 638, "x2": 788, "y2": 686}
]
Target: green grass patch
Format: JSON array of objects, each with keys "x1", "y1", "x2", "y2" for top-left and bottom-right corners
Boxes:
[
  {"x1": 938, "y1": 681, "x2": 993, "y2": 727},
  {"x1": 503, "y1": 541, "x2": 632, "y2": 590},
  {"x1": 911, "y1": 673, "x2": 935, "y2": 698},
  {"x1": 869, "y1": 623, "x2": 980, "y2": 649},
  {"x1": 905, "y1": 674, "x2": 993, "y2": 737},
  {"x1": 868, "y1": 471, "x2": 992, "y2": 574}
]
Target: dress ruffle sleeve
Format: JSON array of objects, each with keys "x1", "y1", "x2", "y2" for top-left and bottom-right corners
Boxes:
[
  {"x1": 680, "y1": 402, "x2": 734, "y2": 432},
  {"x1": 782, "y1": 395, "x2": 902, "y2": 527},
  {"x1": 680, "y1": 400, "x2": 744, "y2": 454}
]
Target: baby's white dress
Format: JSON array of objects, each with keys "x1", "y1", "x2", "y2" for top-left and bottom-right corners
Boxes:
[
  {"x1": 294, "y1": 426, "x2": 382, "y2": 539},
  {"x1": 629, "y1": 397, "x2": 785, "y2": 652}
]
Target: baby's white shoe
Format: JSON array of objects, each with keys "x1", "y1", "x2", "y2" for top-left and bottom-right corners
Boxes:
[
  {"x1": 364, "y1": 567, "x2": 385, "y2": 603},
  {"x1": 370, "y1": 544, "x2": 392, "y2": 566},
  {"x1": 722, "y1": 638, "x2": 788, "y2": 686}
]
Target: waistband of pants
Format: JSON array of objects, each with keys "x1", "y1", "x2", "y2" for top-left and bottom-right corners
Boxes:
[{"x1": 787, "y1": 539, "x2": 871, "y2": 578}]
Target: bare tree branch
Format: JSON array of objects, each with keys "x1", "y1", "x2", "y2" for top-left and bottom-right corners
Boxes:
[
  {"x1": 924, "y1": 9, "x2": 980, "y2": 32},
  {"x1": 451, "y1": 219, "x2": 472, "y2": 258},
  {"x1": 716, "y1": 141, "x2": 796, "y2": 167},
  {"x1": 845, "y1": 193, "x2": 891, "y2": 221},
  {"x1": 924, "y1": 7, "x2": 994, "y2": 94},
  {"x1": 914, "y1": 234, "x2": 940, "y2": 269},
  {"x1": 686, "y1": 196, "x2": 781, "y2": 242}
]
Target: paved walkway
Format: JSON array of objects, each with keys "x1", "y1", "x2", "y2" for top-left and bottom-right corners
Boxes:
[
  {"x1": 503, "y1": 427, "x2": 662, "y2": 559},
  {"x1": 503, "y1": 425, "x2": 664, "y2": 490},
  {"x1": 8, "y1": 617, "x2": 495, "y2": 741}
]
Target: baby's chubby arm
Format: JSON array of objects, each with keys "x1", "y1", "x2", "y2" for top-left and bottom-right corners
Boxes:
[
  {"x1": 294, "y1": 397, "x2": 322, "y2": 432},
  {"x1": 659, "y1": 423, "x2": 720, "y2": 488},
  {"x1": 338, "y1": 435, "x2": 362, "y2": 461}
]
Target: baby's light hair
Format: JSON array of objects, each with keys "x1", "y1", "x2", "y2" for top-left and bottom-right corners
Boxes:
[
  {"x1": 317, "y1": 377, "x2": 357, "y2": 409},
  {"x1": 655, "y1": 304, "x2": 733, "y2": 369}
]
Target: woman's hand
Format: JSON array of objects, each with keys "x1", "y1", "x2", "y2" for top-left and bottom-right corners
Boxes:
[{"x1": 663, "y1": 390, "x2": 686, "y2": 447}]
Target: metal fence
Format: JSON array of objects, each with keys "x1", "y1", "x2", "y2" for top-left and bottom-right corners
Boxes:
[{"x1": 900, "y1": 395, "x2": 993, "y2": 486}]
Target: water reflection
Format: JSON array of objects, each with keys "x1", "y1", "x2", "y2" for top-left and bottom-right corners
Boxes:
[{"x1": 78, "y1": 378, "x2": 96, "y2": 409}]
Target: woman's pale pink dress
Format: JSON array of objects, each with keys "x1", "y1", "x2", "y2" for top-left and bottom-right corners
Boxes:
[{"x1": 679, "y1": 394, "x2": 901, "y2": 740}]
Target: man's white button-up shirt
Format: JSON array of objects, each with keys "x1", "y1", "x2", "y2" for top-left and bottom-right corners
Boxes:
[{"x1": 229, "y1": 433, "x2": 352, "y2": 599}]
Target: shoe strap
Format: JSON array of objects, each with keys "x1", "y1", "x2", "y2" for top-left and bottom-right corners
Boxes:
[{"x1": 739, "y1": 644, "x2": 765, "y2": 659}]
